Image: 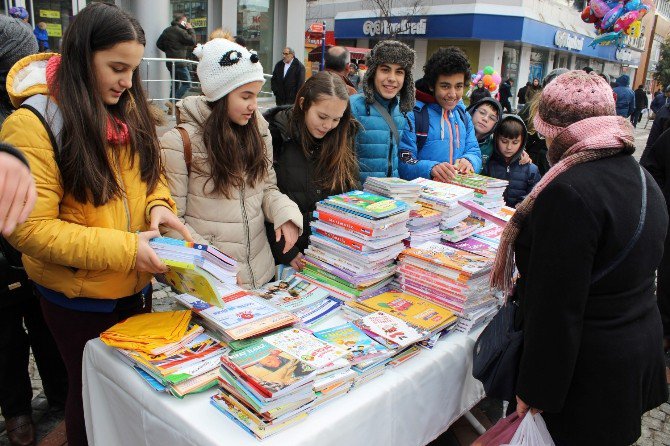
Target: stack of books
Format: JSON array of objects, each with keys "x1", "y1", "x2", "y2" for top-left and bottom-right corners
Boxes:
[
  {"x1": 406, "y1": 206, "x2": 442, "y2": 247},
  {"x1": 447, "y1": 173, "x2": 508, "y2": 211},
  {"x1": 213, "y1": 327, "x2": 352, "y2": 440},
  {"x1": 101, "y1": 311, "x2": 228, "y2": 398},
  {"x1": 363, "y1": 177, "x2": 422, "y2": 204},
  {"x1": 151, "y1": 237, "x2": 241, "y2": 307},
  {"x1": 175, "y1": 292, "x2": 298, "y2": 342},
  {"x1": 300, "y1": 191, "x2": 410, "y2": 300},
  {"x1": 394, "y1": 241, "x2": 495, "y2": 315}
]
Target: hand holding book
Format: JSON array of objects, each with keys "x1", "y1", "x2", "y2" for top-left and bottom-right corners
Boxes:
[{"x1": 149, "y1": 205, "x2": 193, "y2": 242}]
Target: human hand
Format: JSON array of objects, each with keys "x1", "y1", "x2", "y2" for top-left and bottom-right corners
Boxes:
[
  {"x1": 455, "y1": 158, "x2": 474, "y2": 174},
  {"x1": 135, "y1": 230, "x2": 168, "y2": 274},
  {"x1": 430, "y1": 162, "x2": 457, "y2": 182},
  {"x1": 0, "y1": 152, "x2": 37, "y2": 236},
  {"x1": 519, "y1": 150, "x2": 532, "y2": 165},
  {"x1": 516, "y1": 395, "x2": 542, "y2": 418},
  {"x1": 149, "y1": 205, "x2": 193, "y2": 242},
  {"x1": 289, "y1": 252, "x2": 305, "y2": 272},
  {"x1": 275, "y1": 221, "x2": 300, "y2": 254}
]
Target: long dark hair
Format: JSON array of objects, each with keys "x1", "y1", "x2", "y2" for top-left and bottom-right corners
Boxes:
[
  {"x1": 55, "y1": 2, "x2": 161, "y2": 206},
  {"x1": 290, "y1": 71, "x2": 359, "y2": 193},
  {"x1": 199, "y1": 95, "x2": 268, "y2": 198}
]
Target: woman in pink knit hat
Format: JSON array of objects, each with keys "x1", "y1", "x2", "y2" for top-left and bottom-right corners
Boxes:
[{"x1": 491, "y1": 70, "x2": 669, "y2": 445}]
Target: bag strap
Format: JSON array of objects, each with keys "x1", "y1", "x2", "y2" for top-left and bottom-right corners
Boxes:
[
  {"x1": 413, "y1": 105, "x2": 429, "y2": 151},
  {"x1": 590, "y1": 165, "x2": 647, "y2": 284},
  {"x1": 20, "y1": 94, "x2": 63, "y2": 155},
  {"x1": 176, "y1": 126, "x2": 192, "y2": 175},
  {"x1": 371, "y1": 101, "x2": 400, "y2": 147}
]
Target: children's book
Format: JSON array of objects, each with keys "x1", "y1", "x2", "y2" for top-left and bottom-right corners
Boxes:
[
  {"x1": 402, "y1": 241, "x2": 492, "y2": 277},
  {"x1": 359, "y1": 291, "x2": 457, "y2": 332},
  {"x1": 443, "y1": 237, "x2": 498, "y2": 259},
  {"x1": 252, "y1": 275, "x2": 331, "y2": 312},
  {"x1": 446, "y1": 173, "x2": 508, "y2": 194},
  {"x1": 313, "y1": 322, "x2": 390, "y2": 365},
  {"x1": 353, "y1": 311, "x2": 425, "y2": 348},
  {"x1": 222, "y1": 340, "x2": 316, "y2": 399},
  {"x1": 263, "y1": 328, "x2": 349, "y2": 369},
  {"x1": 440, "y1": 216, "x2": 486, "y2": 242},
  {"x1": 323, "y1": 190, "x2": 408, "y2": 219}
]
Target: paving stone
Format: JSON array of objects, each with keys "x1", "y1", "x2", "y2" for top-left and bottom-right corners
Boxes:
[
  {"x1": 650, "y1": 409, "x2": 667, "y2": 421},
  {"x1": 653, "y1": 430, "x2": 670, "y2": 445},
  {"x1": 636, "y1": 437, "x2": 655, "y2": 446},
  {"x1": 660, "y1": 404, "x2": 670, "y2": 416},
  {"x1": 643, "y1": 416, "x2": 664, "y2": 431}
]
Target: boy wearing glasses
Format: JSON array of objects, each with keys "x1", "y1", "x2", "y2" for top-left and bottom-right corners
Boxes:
[
  {"x1": 466, "y1": 97, "x2": 502, "y2": 173},
  {"x1": 398, "y1": 47, "x2": 482, "y2": 182}
]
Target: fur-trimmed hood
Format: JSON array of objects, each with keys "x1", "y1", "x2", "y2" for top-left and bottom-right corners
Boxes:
[{"x1": 361, "y1": 40, "x2": 415, "y2": 113}]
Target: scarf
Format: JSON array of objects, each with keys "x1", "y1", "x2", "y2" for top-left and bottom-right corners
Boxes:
[
  {"x1": 489, "y1": 115, "x2": 636, "y2": 295},
  {"x1": 46, "y1": 55, "x2": 130, "y2": 145}
]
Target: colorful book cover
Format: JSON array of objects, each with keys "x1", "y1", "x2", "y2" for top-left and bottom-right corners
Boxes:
[
  {"x1": 360, "y1": 291, "x2": 457, "y2": 331},
  {"x1": 177, "y1": 293, "x2": 279, "y2": 331},
  {"x1": 252, "y1": 275, "x2": 331, "y2": 312},
  {"x1": 313, "y1": 322, "x2": 389, "y2": 364},
  {"x1": 224, "y1": 340, "x2": 315, "y2": 397},
  {"x1": 157, "y1": 264, "x2": 229, "y2": 307},
  {"x1": 353, "y1": 311, "x2": 425, "y2": 348},
  {"x1": 447, "y1": 173, "x2": 508, "y2": 193},
  {"x1": 402, "y1": 241, "x2": 492, "y2": 276},
  {"x1": 263, "y1": 328, "x2": 349, "y2": 369},
  {"x1": 324, "y1": 190, "x2": 407, "y2": 217},
  {"x1": 443, "y1": 237, "x2": 498, "y2": 259}
]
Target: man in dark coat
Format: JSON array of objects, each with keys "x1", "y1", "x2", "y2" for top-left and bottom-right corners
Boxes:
[
  {"x1": 324, "y1": 46, "x2": 357, "y2": 96},
  {"x1": 645, "y1": 102, "x2": 670, "y2": 151},
  {"x1": 631, "y1": 84, "x2": 648, "y2": 127},
  {"x1": 156, "y1": 13, "x2": 196, "y2": 106},
  {"x1": 613, "y1": 74, "x2": 635, "y2": 118},
  {"x1": 271, "y1": 47, "x2": 305, "y2": 106},
  {"x1": 499, "y1": 78, "x2": 513, "y2": 112},
  {"x1": 651, "y1": 87, "x2": 668, "y2": 114},
  {"x1": 517, "y1": 81, "x2": 530, "y2": 110},
  {"x1": 469, "y1": 80, "x2": 491, "y2": 105}
]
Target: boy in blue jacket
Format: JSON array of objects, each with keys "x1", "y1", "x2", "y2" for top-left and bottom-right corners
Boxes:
[
  {"x1": 487, "y1": 114, "x2": 540, "y2": 207},
  {"x1": 350, "y1": 40, "x2": 415, "y2": 182},
  {"x1": 398, "y1": 47, "x2": 482, "y2": 181}
]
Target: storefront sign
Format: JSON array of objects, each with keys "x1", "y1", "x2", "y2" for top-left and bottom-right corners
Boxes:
[
  {"x1": 191, "y1": 18, "x2": 207, "y2": 28},
  {"x1": 554, "y1": 31, "x2": 584, "y2": 52},
  {"x1": 615, "y1": 48, "x2": 633, "y2": 62},
  {"x1": 362, "y1": 18, "x2": 427, "y2": 37},
  {"x1": 40, "y1": 10, "x2": 60, "y2": 19},
  {"x1": 45, "y1": 23, "x2": 62, "y2": 38}
]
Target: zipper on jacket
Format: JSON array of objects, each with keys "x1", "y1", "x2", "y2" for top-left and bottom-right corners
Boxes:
[
  {"x1": 387, "y1": 135, "x2": 393, "y2": 177},
  {"x1": 239, "y1": 183, "x2": 257, "y2": 289},
  {"x1": 114, "y1": 150, "x2": 140, "y2": 291}
]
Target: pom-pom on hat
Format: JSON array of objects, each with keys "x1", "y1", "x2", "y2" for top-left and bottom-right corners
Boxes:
[
  {"x1": 533, "y1": 70, "x2": 615, "y2": 140},
  {"x1": 193, "y1": 38, "x2": 265, "y2": 102}
]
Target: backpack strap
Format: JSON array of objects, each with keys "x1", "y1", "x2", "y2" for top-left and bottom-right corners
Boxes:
[
  {"x1": 20, "y1": 94, "x2": 63, "y2": 155},
  {"x1": 176, "y1": 126, "x2": 192, "y2": 175},
  {"x1": 413, "y1": 104, "x2": 429, "y2": 151},
  {"x1": 371, "y1": 101, "x2": 400, "y2": 147}
]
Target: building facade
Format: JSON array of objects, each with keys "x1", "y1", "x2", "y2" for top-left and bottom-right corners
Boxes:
[{"x1": 307, "y1": 0, "x2": 646, "y2": 102}]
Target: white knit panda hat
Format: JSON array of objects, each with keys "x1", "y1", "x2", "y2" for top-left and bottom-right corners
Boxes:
[{"x1": 193, "y1": 38, "x2": 265, "y2": 102}]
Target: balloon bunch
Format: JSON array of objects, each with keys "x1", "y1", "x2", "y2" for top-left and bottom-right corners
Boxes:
[
  {"x1": 471, "y1": 66, "x2": 502, "y2": 92},
  {"x1": 582, "y1": 0, "x2": 651, "y2": 47}
]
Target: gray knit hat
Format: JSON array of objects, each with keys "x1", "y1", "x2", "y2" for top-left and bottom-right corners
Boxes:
[
  {"x1": 362, "y1": 40, "x2": 415, "y2": 113},
  {"x1": 0, "y1": 16, "x2": 38, "y2": 72}
]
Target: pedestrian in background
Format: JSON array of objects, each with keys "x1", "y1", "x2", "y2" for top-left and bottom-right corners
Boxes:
[
  {"x1": 324, "y1": 46, "x2": 357, "y2": 95},
  {"x1": 525, "y1": 78, "x2": 541, "y2": 103},
  {"x1": 156, "y1": 12, "x2": 196, "y2": 113},
  {"x1": 632, "y1": 84, "x2": 648, "y2": 127},
  {"x1": 1, "y1": 4, "x2": 191, "y2": 445},
  {"x1": 499, "y1": 77, "x2": 513, "y2": 112},
  {"x1": 469, "y1": 79, "x2": 491, "y2": 105},
  {"x1": 33, "y1": 22, "x2": 49, "y2": 52},
  {"x1": 613, "y1": 74, "x2": 636, "y2": 118},
  {"x1": 271, "y1": 47, "x2": 305, "y2": 106}
]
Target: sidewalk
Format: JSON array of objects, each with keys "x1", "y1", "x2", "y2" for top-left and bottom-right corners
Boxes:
[{"x1": 0, "y1": 119, "x2": 663, "y2": 446}]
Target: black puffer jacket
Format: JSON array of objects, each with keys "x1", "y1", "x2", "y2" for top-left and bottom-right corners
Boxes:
[
  {"x1": 263, "y1": 106, "x2": 333, "y2": 265},
  {"x1": 487, "y1": 115, "x2": 541, "y2": 207},
  {"x1": 156, "y1": 21, "x2": 196, "y2": 68}
]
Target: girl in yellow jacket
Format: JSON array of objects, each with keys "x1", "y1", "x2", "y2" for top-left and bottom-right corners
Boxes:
[
  {"x1": 0, "y1": 4, "x2": 190, "y2": 445},
  {"x1": 160, "y1": 38, "x2": 303, "y2": 289}
]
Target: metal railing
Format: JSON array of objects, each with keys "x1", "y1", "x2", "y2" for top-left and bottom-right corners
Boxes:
[{"x1": 139, "y1": 57, "x2": 274, "y2": 106}]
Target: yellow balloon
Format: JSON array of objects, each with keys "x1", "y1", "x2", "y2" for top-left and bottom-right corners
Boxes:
[{"x1": 627, "y1": 20, "x2": 642, "y2": 38}]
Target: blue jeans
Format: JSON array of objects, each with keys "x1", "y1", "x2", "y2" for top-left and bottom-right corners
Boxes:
[{"x1": 169, "y1": 65, "x2": 191, "y2": 100}]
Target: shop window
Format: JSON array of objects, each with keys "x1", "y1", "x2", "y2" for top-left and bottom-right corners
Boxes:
[
  {"x1": 170, "y1": 1, "x2": 208, "y2": 44},
  {"x1": 502, "y1": 46, "x2": 520, "y2": 84},
  {"x1": 29, "y1": 0, "x2": 73, "y2": 52},
  {"x1": 237, "y1": 0, "x2": 274, "y2": 75}
]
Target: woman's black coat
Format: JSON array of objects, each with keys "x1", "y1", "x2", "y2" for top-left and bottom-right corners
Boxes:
[{"x1": 513, "y1": 153, "x2": 668, "y2": 445}]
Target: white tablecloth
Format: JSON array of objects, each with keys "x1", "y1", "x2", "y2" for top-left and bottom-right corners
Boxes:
[{"x1": 83, "y1": 330, "x2": 484, "y2": 446}]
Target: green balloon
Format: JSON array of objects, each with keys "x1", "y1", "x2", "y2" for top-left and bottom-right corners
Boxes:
[{"x1": 483, "y1": 66, "x2": 494, "y2": 75}]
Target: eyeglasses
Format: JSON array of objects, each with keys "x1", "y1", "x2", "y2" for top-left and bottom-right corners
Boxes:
[{"x1": 475, "y1": 107, "x2": 498, "y2": 122}]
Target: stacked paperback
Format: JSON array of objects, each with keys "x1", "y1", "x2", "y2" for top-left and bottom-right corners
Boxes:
[
  {"x1": 395, "y1": 241, "x2": 495, "y2": 315},
  {"x1": 363, "y1": 177, "x2": 422, "y2": 204},
  {"x1": 175, "y1": 292, "x2": 298, "y2": 342},
  {"x1": 151, "y1": 237, "x2": 240, "y2": 307},
  {"x1": 100, "y1": 311, "x2": 227, "y2": 398},
  {"x1": 447, "y1": 173, "x2": 509, "y2": 211},
  {"x1": 300, "y1": 191, "x2": 410, "y2": 300},
  {"x1": 406, "y1": 206, "x2": 442, "y2": 247}
]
